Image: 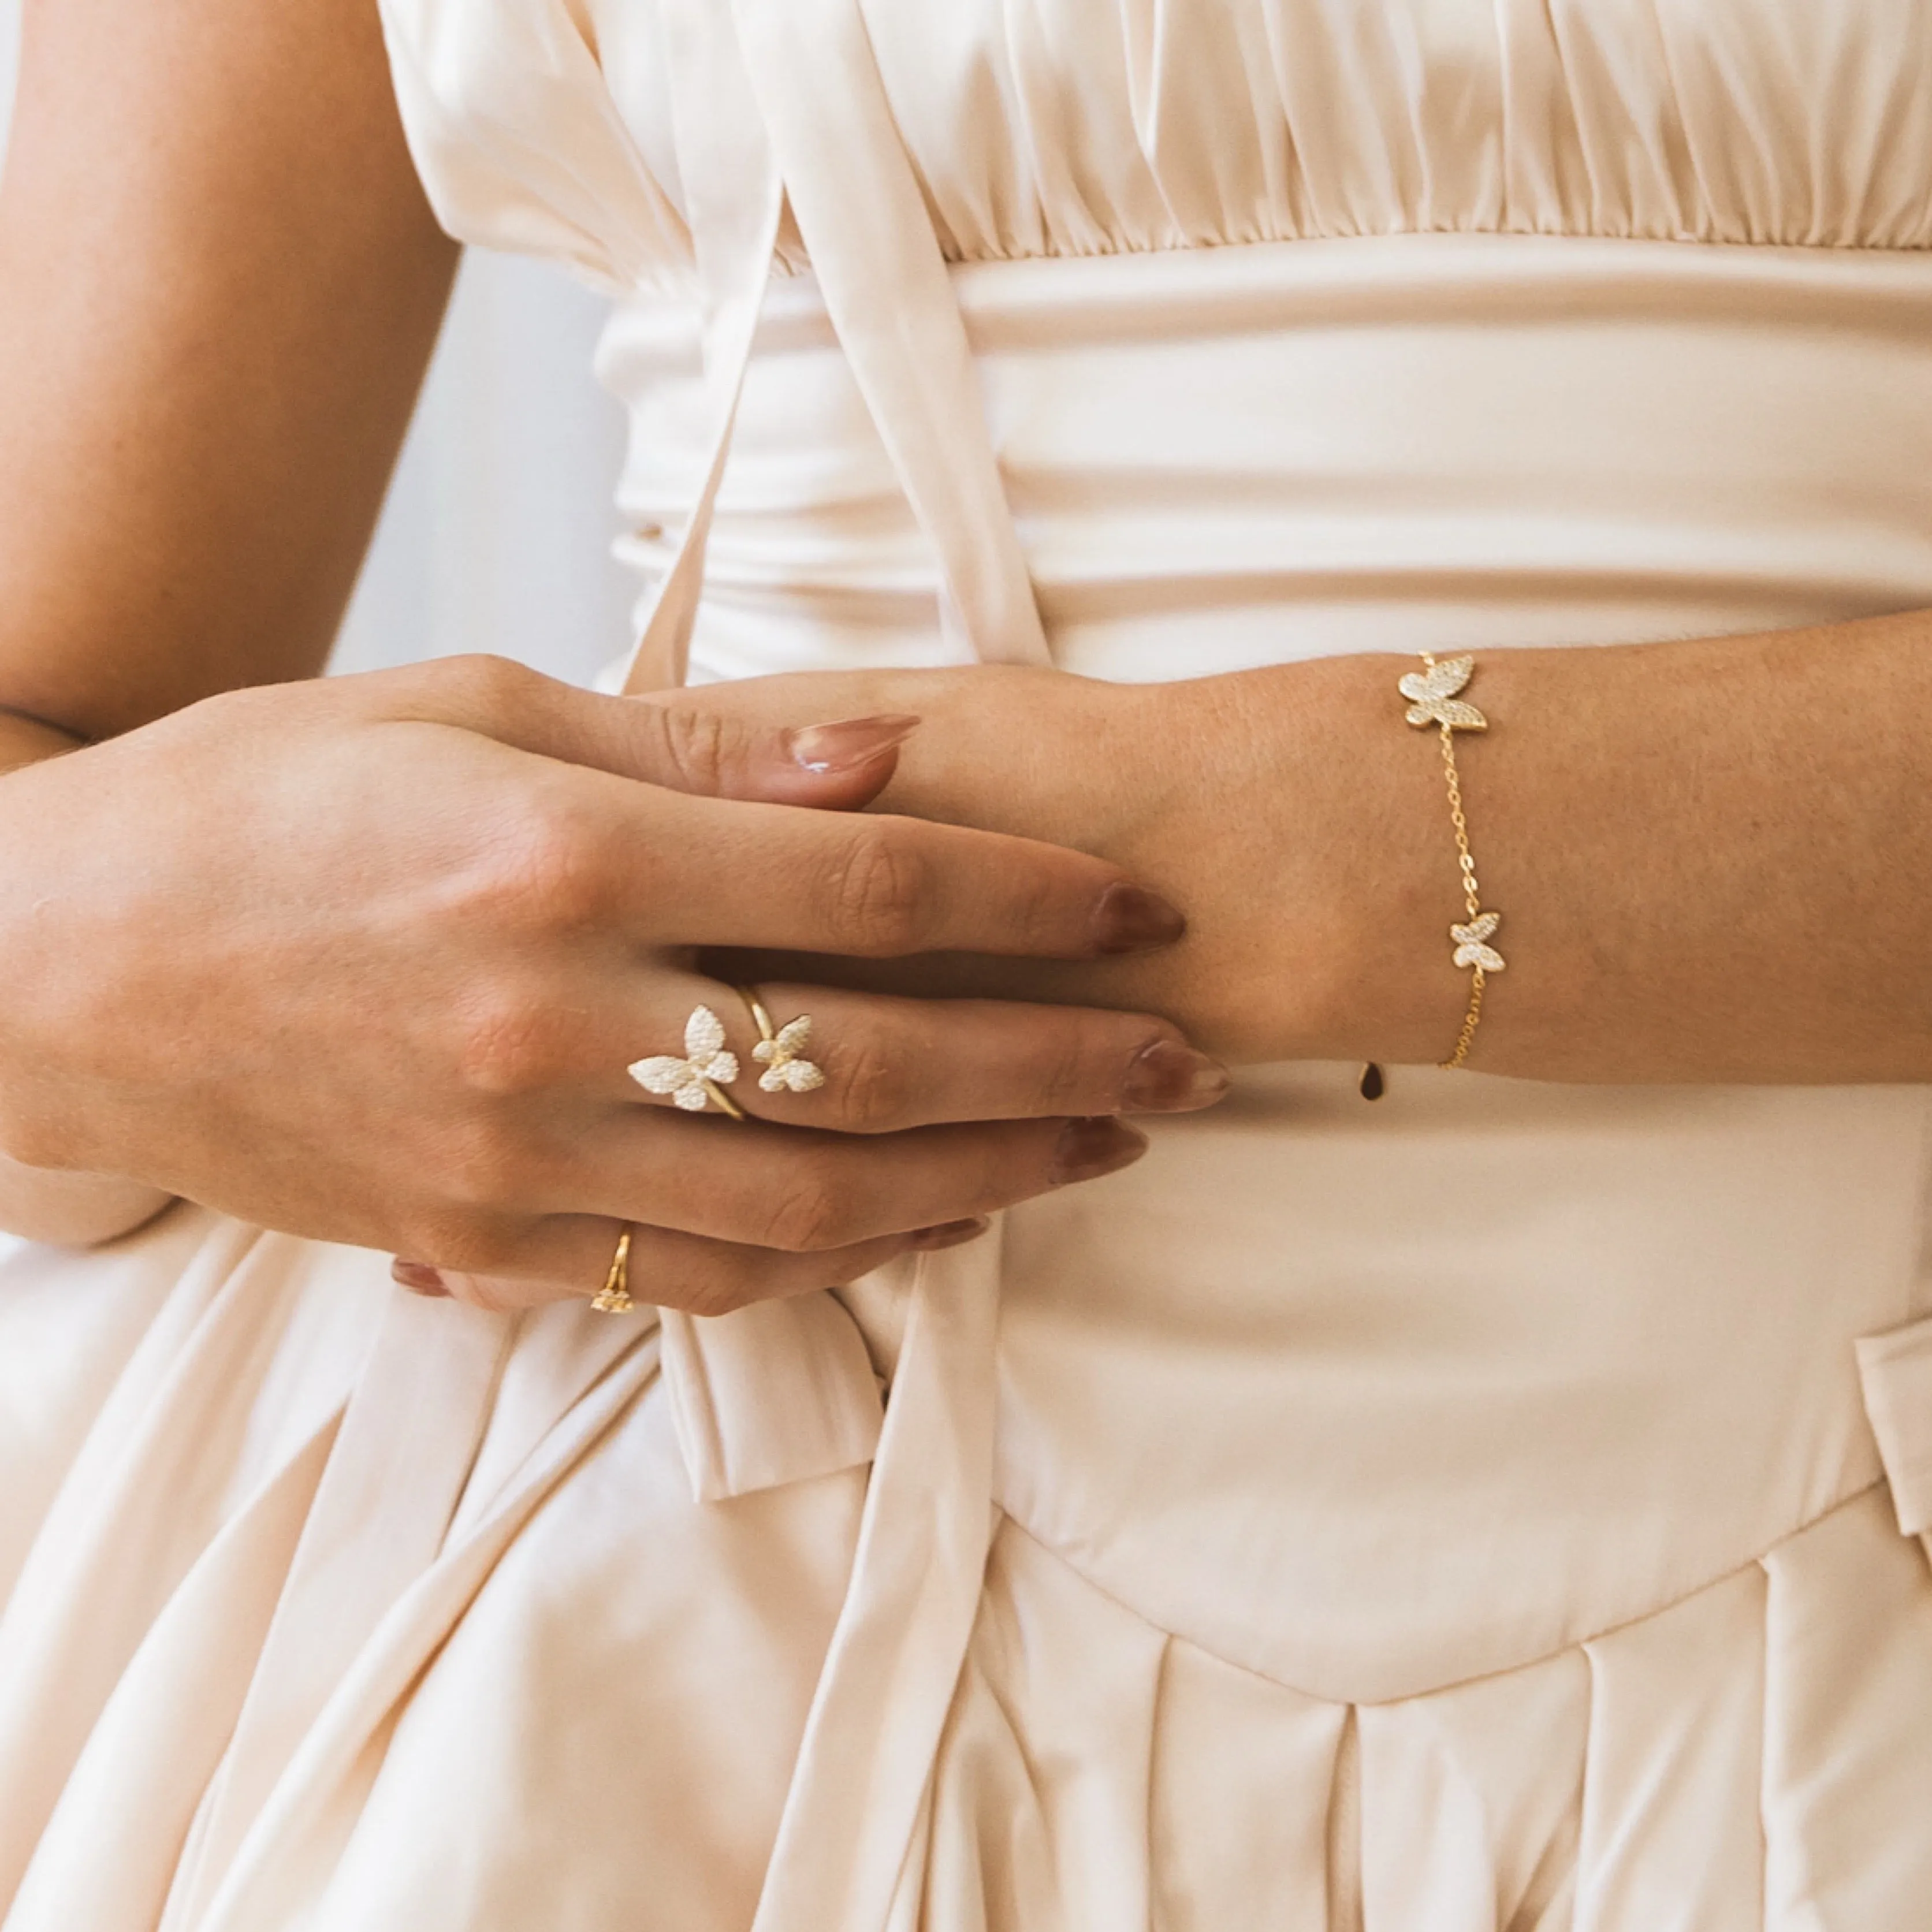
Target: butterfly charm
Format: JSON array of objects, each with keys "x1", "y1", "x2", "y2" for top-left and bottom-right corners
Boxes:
[
  {"x1": 753, "y1": 1015, "x2": 826, "y2": 1094},
  {"x1": 1449, "y1": 910, "x2": 1506, "y2": 973},
  {"x1": 1399, "y1": 655, "x2": 1488, "y2": 732},
  {"x1": 628, "y1": 1005, "x2": 741, "y2": 1111}
]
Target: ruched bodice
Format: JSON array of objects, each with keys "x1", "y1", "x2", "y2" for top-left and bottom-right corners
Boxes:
[
  {"x1": 859, "y1": 0, "x2": 1932, "y2": 258},
  {"x1": 384, "y1": 0, "x2": 1932, "y2": 294}
]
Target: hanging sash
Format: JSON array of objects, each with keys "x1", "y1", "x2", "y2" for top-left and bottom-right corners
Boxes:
[{"x1": 624, "y1": 2, "x2": 1054, "y2": 1924}]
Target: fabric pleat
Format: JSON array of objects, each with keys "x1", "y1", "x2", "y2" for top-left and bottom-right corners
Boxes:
[
  {"x1": 1574, "y1": 1565, "x2": 1766, "y2": 1932},
  {"x1": 5, "y1": 1420, "x2": 340, "y2": 1932},
  {"x1": 1759, "y1": 1490, "x2": 1932, "y2": 1927},
  {"x1": 894, "y1": 1498, "x2": 1932, "y2": 1932},
  {"x1": 1355, "y1": 1647, "x2": 1591, "y2": 1931},
  {"x1": 377, "y1": 2, "x2": 1932, "y2": 283},
  {"x1": 306, "y1": 1371, "x2": 869, "y2": 1932},
  {"x1": 0, "y1": 1224, "x2": 378, "y2": 1909},
  {"x1": 1146, "y1": 1624, "x2": 1346, "y2": 1932}
]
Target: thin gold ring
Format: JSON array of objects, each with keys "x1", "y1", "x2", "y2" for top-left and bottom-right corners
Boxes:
[
  {"x1": 591, "y1": 1224, "x2": 635, "y2": 1315},
  {"x1": 736, "y1": 985, "x2": 778, "y2": 1040}
]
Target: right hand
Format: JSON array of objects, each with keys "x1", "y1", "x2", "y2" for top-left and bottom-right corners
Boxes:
[{"x1": 0, "y1": 657, "x2": 1223, "y2": 1313}]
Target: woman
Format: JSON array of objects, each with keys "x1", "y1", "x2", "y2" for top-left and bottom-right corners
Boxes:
[{"x1": 2, "y1": 0, "x2": 1930, "y2": 1925}]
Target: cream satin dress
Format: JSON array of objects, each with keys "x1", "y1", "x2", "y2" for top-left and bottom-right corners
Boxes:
[{"x1": 5, "y1": 2, "x2": 1932, "y2": 1927}]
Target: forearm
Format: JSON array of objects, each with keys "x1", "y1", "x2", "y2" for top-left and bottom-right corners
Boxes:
[
  {"x1": 1365, "y1": 609, "x2": 1932, "y2": 1082},
  {"x1": 0, "y1": 709, "x2": 85, "y2": 776},
  {"x1": 688, "y1": 609, "x2": 1932, "y2": 1084},
  {"x1": 1092, "y1": 611, "x2": 1932, "y2": 1081},
  {"x1": 0, "y1": 705, "x2": 181, "y2": 1244},
  {"x1": 0, "y1": 0, "x2": 457, "y2": 741}
]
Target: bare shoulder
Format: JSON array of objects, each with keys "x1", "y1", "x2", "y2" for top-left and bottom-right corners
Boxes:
[{"x1": 0, "y1": 0, "x2": 459, "y2": 737}]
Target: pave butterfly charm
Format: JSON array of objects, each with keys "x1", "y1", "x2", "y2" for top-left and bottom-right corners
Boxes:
[
  {"x1": 753, "y1": 1014, "x2": 826, "y2": 1094},
  {"x1": 1399, "y1": 654, "x2": 1489, "y2": 732},
  {"x1": 735, "y1": 987, "x2": 827, "y2": 1096},
  {"x1": 628, "y1": 1006, "x2": 743, "y2": 1115},
  {"x1": 1450, "y1": 909, "x2": 1506, "y2": 973}
]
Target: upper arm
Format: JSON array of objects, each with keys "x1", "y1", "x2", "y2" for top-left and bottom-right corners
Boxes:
[{"x1": 0, "y1": 0, "x2": 459, "y2": 738}]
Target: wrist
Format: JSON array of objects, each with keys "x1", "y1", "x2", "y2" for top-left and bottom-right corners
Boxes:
[{"x1": 1145, "y1": 653, "x2": 1466, "y2": 1066}]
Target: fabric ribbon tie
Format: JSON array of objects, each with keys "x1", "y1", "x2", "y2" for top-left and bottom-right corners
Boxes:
[{"x1": 1856, "y1": 1311, "x2": 1932, "y2": 1540}]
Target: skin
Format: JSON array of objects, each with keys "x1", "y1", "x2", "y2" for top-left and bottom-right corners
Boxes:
[
  {"x1": 0, "y1": 0, "x2": 1220, "y2": 1313},
  {"x1": 671, "y1": 623, "x2": 1932, "y2": 1085},
  {"x1": 5, "y1": 0, "x2": 1929, "y2": 1312}
]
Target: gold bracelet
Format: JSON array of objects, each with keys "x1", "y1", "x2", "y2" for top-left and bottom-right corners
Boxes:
[{"x1": 1399, "y1": 652, "x2": 1505, "y2": 1070}]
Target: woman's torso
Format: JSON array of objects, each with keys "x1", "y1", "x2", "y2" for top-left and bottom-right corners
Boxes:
[{"x1": 378, "y1": 0, "x2": 1932, "y2": 1697}]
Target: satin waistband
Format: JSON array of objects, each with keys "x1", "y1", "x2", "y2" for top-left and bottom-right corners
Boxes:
[{"x1": 600, "y1": 232, "x2": 1932, "y2": 684}]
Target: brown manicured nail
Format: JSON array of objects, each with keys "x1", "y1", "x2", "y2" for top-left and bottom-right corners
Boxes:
[
  {"x1": 1050, "y1": 1117, "x2": 1150, "y2": 1185},
  {"x1": 786, "y1": 714, "x2": 922, "y2": 774},
  {"x1": 909, "y1": 1216, "x2": 992, "y2": 1250},
  {"x1": 1120, "y1": 1038, "x2": 1232, "y2": 1113},
  {"x1": 392, "y1": 1260, "x2": 452, "y2": 1298},
  {"x1": 1091, "y1": 881, "x2": 1186, "y2": 954}
]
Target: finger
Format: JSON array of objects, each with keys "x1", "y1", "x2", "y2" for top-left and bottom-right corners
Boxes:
[
  {"x1": 620, "y1": 789, "x2": 1186, "y2": 959},
  {"x1": 606, "y1": 980, "x2": 1230, "y2": 1132},
  {"x1": 544, "y1": 1107, "x2": 1150, "y2": 1252},
  {"x1": 392, "y1": 1211, "x2": 991, "y2": 1318},
  {"x1": 373, "y1": 653, "x2": 918, "y2": 809}
]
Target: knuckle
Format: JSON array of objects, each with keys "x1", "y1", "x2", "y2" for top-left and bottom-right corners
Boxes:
[
  {"x1": 397, "y1": 1207, "x2": 513, "y2": 1276},
  {"x1": 450, "y1": 992, "x2": 576, "y2": 1096},
  {"x1": 440, "y1": 1272, "x2": 519, "y2": 1314},
  {"x1": 760, "y1": 1157, "x2": 855, "y2": 1253},
  {"x1": 824, "y1": 822, "x2": 933, "y2": 954},
  {"x1": 674, "y1": 1257, "x2": 764, "y2": 1320},
  {"x1": 1032, "y1": 1022, "x2": 1101, "y2": 1114},
  {"x1": 643, "y1": 703, "x2": 734, "y2": 796},
  {"x1": 835, "y1": 1034, "x2": 911, "y2": 1131},
  {"x1": 434, "y1": 653, "x2": 539, "y2": 720},
  {"x1": 463, "y1": 795, "x2": 612, "y2": 934}
]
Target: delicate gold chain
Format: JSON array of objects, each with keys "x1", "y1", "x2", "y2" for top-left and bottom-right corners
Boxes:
[
  {"x1": 1401, "y1": 651, "x2": 1503, "y2": 1070},
  {"x1": 1435, "y1": 726, "x2": 1481, "y2": 921}
]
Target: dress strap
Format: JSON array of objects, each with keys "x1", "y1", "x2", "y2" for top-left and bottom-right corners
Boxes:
[
  {"x1": 729, "y1": 0, "x2": 1051, "y2": 668},
  {"x1": 749, "y1": 1237, "x2": 1003, "y2": 1932},
  {"x1": 1857, "y1": 1309, "x2": 1932, "y2": 1546},
  {"x1": 624, "y1": 0, "x2": 1052, "y2": 690},
  {"x1": 620, "y1": 0, "x2": 784, "y2": 695}
]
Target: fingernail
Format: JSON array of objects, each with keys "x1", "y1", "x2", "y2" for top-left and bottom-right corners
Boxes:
[
  {"x1": 1092, "y1": 881, "x2": 1186, "y2": 954},
  {"x1": 392, "y1": 1260, "x2": 452, "y2": 1298},
  {"x1": 909, "y1": 1216, "x2": 992, "y2": 1250},
  {"x1": 786, "y1": 714, "x2": 922, "y2": 775},
  {"x1": 1120, "y1": 1038, "x2": 1232, "y2": 1113},
  {"x1": 1050, "y1": 1116, "x2": 1150, "y2": 1185}
]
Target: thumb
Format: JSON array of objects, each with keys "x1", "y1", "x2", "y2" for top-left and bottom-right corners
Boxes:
[{"x1": 392, "y1": 656, "x2": 918, "y2": 809}]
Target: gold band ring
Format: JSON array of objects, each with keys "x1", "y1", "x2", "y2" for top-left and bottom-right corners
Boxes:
[
  {"x1": 733, "y1": 985, "x2": 826, "y2": 1096},
  {"x1": 591, "y1": 1224, "x2": 635, "y2": 1315}
]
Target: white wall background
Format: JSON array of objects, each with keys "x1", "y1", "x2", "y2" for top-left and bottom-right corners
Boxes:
[{"x1": 0, "y1": 1, "x2": 633, "y2": 688}]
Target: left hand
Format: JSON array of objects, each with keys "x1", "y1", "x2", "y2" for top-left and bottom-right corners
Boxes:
[{"x1": 664, "y1": 659, "x2": 1458, "y2": 1067}]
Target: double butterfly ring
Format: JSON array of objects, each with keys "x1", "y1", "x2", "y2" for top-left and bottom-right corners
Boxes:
[{"x1": 626, "y1": 988, "x2": 825, "y2": 1119}]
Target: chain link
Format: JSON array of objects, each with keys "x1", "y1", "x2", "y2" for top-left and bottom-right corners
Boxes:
[
  {"x1": 1435, "y1": 724, "x2": 1483, "y2": 920},
  {"x1": 1415, "y1": 651, "x2": 1495, "y2": 1071}
]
